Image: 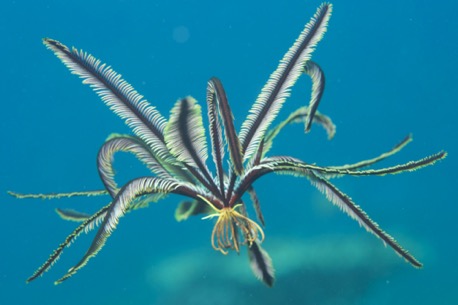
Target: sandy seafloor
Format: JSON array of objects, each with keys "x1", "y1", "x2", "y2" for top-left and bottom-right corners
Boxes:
[{"x1": 1, "y1": 0, "x2": 457, "y2": 304}]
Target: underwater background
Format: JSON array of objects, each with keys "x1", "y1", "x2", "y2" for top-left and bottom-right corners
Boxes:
[{"x1": 1, "y1": 0, "x2": 456, "y2": 304}]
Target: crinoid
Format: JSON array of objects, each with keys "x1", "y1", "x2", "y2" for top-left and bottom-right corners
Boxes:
[{"x1": 9, "y1": 3, "x2": 446, "y2": 287}]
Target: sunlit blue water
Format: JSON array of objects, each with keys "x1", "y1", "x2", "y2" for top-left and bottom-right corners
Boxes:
[{"x1": 1, "y1": 0, "x2": 456, "y2": 304}]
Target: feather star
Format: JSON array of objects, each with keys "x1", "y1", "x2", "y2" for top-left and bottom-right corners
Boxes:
[{"x1": 9, "y1": 3, "x2": 446, "y2": 287}]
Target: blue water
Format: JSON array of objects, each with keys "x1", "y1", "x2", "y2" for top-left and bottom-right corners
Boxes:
[{"x1": 1, "y1": 0, "x2": 456, "y2": 304}]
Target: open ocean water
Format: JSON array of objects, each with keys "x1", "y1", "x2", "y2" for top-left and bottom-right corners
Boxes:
[{"x1": 1, "y1": 0, "x2": 456, "y2": 304}]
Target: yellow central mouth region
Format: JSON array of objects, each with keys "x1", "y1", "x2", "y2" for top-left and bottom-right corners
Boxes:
[{"x1": 200, "y1": 197, "x2": 265, "y2": 254}]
